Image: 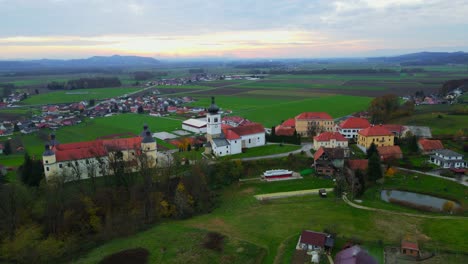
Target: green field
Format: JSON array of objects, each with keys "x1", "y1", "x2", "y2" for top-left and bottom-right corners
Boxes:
[
  {"x1": 21, "y1": 87, "x2": 142, "y2": 105},
  {"x1": 223, "y1": 144, "x2": 301, "y2": 159},
  {"x1": 75, "y1": 173, "x2": 468, "y2": 264},
  {"x1": 390, "y1": 112, "x2": 468, "y2": 135}
]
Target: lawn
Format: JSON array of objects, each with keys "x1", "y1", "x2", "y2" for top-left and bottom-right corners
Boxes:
[
  {"x1": 21, "y1": 87, "x2": 142, "y2": 105},
  {"x1": 222, "y1": 144, "x2": 301, "y2": 159},
  {"x1": 191, "y1": 95, "x2": 372, "y2": 127},
  {"x1": 390, "y1": 112, "x2": 468, "y2": 135},
  {"x1": 75, "y1": 177, "x2": 468, "y2": 264}
]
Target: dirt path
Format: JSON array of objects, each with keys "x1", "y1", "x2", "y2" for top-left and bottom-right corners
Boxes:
[
  {"x1": 254, "y1": 188, "x2": 333, "y2": 200},
  {"x1": 342, "y1": 194, "x2": 467, "y2": 220}
]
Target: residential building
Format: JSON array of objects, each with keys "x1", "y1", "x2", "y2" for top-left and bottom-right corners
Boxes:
[
  {"x1": 377, "y1": 146, "x2": 403, "y2": 161},
  {"x1": 429, "y1": 149, "x2": 466, "y2": 168},
  {"x1": 42, "y1": 132, "x2": 158, "y2": 181},
  {"x1": 337, "y1": 117, "x2": 370, "y2": 139},
  {"x1": 274, "y1": 118, "x2": 296, "y2": 136},
  {"x1": 401, "y1": 240, "x2": 420, "y2": 258},
  {"x1": 296, "y1": 230, "x2": 334, "y2": 253},
  {"x1": 313, "y1": 131, "x2": 348, "y2": 151},
  {"x1": 334, "y1": 245, "x2": 377, "y2": 264},
  {"x1": 204, "y1": 97, "x2": 265, "y2": 157},
  {"x1": 418, "y1": 139, "x2": 444, "y2": 154},
  {"x1": 295, "y1": 112, "x2": 334, "y2": 136},
  {"x1": 357, "y1": 125, "x2": 394, "y2": 150},
  {"x1": 313, "y1": 147, "x2": 347, "y2": 176}
]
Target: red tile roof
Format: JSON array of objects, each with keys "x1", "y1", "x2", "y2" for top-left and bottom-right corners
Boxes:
[
  {"x1": 418, "y1": 139, "x2": 444, "y2": 151},
  {"x1": 314, "y1": 147, "x2": 325, "y2": 161},
  {"x1": 228, "y1": 123, "x2": 264, "y2": 137},
  {"x1": 300, "y1": 230, "x2": 327, "y2": 247},
  {"x1": 377, "y1": 146, "x2": 402, "y2": 160},
  {"x1": 358, "y1": 126, "x2": 392, "y2": 137},
  {"x1": 339, "y1": 117, "x2": 370, "y2": 129},
  {"x1": 224, "y1": 129, "x2": 241, "y2": 140},
  {"x1": 401, "y1": 241, "x2": 419, "y2": 251},
  {"x1": 314, "y1": 132, "x2": 347, "y2": 142},
  {"x1": 281, "y1": 118, "x2": 295, "y2": 127},
  {"x1": 275, "y1": 126, "x2": 295, "y2": 136},
  {"x1": 295, "y1": 112, "x2": 333, "y2": 120},
  {"x1": 53, "y1": 137, "x2": 142, "y2": 162},
  {"x1": 348, "y1": 159, "x2": 368, "y2": 171},
  {"x1": 382, "y1": 124, "x2": 404, "y2": 134}
]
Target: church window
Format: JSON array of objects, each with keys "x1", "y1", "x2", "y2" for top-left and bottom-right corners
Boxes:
[
  {"x1": 45, "y1": 160, "x2": 48, "y2": 164},
  {"x1": 208, "y1": 118, "x2": 210, "y2": 122}
]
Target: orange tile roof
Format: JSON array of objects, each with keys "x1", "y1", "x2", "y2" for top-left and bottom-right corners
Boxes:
[
  {"x1": 348, "y1": 159, "x2": 368, "y2": 171},
  {"x1": 295, "y1": 112, "x2": 332, "y2": 120},
  {"x1": 281, "y1": 118, "x2": 296, "y2": 127},
  {"x1": 358, "y1": 126, "x2": 392, "y2": 137},
  {"x1": 228, "y1": 123, "x2": 264, "y2": 137},
  {"x1": 418, "y1": 139, "x2": 444, "y2": 151},
  {"x1": 339, "y1": 117, "x2": 370, "y2": 129},
  {"x1": 314, "y1": 147, "x2": 325, "y2": 161},
  {"x1": 314, "y1": 132, "x2": 347, "y2": 142}
]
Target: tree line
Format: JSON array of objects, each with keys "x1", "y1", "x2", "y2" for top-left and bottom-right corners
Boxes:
[{"x1": 47, "y1": 77, "x2": 121, "y2": 90}]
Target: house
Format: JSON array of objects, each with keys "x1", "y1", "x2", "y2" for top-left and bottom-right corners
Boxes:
[
  {"x1": 204, "y1": 97, "x2": 265, "y2": 157},
  {"x1": 182, "y1": 118, "x2": 207, "y2": 134},
  {"x1": 418, "y1": 139, "x2": 444, "y2": 154},
  {"x1": 295, "y1": 112, "x2": 334, "y2": 136},
  {"x1": 346, "y1": 159, "x2": 368, "y2": 178},
  {"x1": 42, "y1": 132, "x2": 158, "y2": 181},
  {"x1": 401, "y1": 240, "x2": 420, "y2": 258},
  {"x1": 337, "y1": 117, "x2": 370, "y2": 139},
  {"x1": 377, "y1": 145, "x2": 403, "y2": 161},
  {"x1": 429, "y1": 149, "x2": 466, "y2": 168},
  {"x1": 297, "y1": 230, "x2": 334, "y2": 253},
  {"x1": 382, "y1": 124, "x2": 405, "y2": 138},
  {"x1": 334, "y1": 245, "x2": 377, "y2": 264},
  {"x1": 274, "y1": 118, "x2": 296, "y2": 136},
  {"x1": 313, "y1": 131, "x2": 348, "y2": 151},
  {"x1": 313, "y1": 147, "x2": 347, "y2": 176},
  {"x1": 357, "y1": 125, "x2": 394, "y2": 150}
]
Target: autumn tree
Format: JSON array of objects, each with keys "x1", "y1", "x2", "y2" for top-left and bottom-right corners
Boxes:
[{"x1": 368, "y1": 94, "x2": 400, "y2": 123}]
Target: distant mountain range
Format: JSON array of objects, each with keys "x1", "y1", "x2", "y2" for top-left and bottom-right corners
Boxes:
[
  {"x1": 0, "y1": 55, "x2": 160, "y2": 71},
  {"x1": 368, "y1": 51, "x2": 468, "y2": 65}
]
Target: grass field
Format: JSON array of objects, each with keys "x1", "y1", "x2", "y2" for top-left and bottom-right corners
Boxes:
[
  {"x1": 74, "y1": 173, "x2": 468, "y2": 264},
  {"x1": 390, "y1": 112, "x2": 468, "y2": 135},
  {"x1": 21, "y1": 87, "x2": 142, "y2": 105},
  {"x1": 223, "y1": 144, "x2": 301, "y2": 159}
]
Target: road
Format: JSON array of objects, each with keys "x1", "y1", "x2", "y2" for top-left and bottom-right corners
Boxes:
[{"x1": 240, "y1": 143, "x2": 313, "y2": 161}]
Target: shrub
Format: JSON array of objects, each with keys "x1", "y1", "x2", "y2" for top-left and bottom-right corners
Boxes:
[
  {"x1": 99, "y1": 248, "x2": 149, "y2": 264},
  {"x1": 202, "y1": 232, "x2": 225, "y2": 252}
]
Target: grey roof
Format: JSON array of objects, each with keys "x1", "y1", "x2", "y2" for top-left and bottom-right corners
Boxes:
[
  {"x1": 208, "y1": 96, "x2": 219, "y2": 114},
  {"x1": 434, "y1": 149, "x2": 463, "y2": 157},
  {"x1": 212, "y1": 138, "x2": 229, "y2": 147},
  {"x1": 142, "y1": 135, "x2": 155, "y2": 143},
  {"x1": 404, "y1": 126, "x2": 432, "y2": 138},
  {"x1": 335, "y1": 245, "x2": 377, "y2": 264}
]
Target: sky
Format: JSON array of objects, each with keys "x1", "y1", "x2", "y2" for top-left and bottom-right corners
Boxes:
[{"x1": 0, "y1": 0, "x2": 467, "y2": 59}]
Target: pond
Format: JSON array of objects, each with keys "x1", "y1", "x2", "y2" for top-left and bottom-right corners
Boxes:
[{"x1": 381, "y1": 190, "x2": 461, "y2": 211}]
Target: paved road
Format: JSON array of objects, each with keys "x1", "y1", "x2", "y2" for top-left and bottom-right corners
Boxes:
[
  {"x1": 241, "y1": 143, "x2": 313, "y2": 161},
  {"x1": 342, "y1": 194, "x2": 467, "y2": 220},
  {"x1": 396, "y1": 167, "x2": 468, "y2": 186}
]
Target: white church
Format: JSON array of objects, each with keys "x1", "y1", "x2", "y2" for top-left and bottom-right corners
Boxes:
[{"x1": 204, "y1": 97, "x2": 266, "y2": 157}]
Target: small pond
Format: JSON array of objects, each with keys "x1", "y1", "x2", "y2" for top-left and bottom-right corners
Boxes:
[{"x1": 381, "y1": 190, "x2": 460, "y2": 211}]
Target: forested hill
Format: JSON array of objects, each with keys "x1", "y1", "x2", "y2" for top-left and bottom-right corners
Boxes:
[
  {"x1": 0, "y1": 55, "x2": 160, "y2": 71},
  {"x1": 368, "y1": 51, "x2": 468, "y2": 65}
]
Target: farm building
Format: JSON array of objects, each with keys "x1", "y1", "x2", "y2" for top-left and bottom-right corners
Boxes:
[
  {"x1": 337, "y1": 117, "x2": 370, "y2": 139},
  {"x1": 182, "y1": 118, "x2": 207, "y2": 134},
  {"x1": 295, "y1": 112, "x2": 334, "y2": 136},
  {"x1": 357, "y1": 125, "x2": 394, "y2": 150},
  {"x1": 334, "y1": 245, "x2": 377, "y2": 264},
  {"x1": 313, "y1": 131, "x2": 348, "y2": 151},
  {"x1": 204, "y1": 97, "x2": 265, "y2": 157},
  {"x1": 42, "y1": 132, "x2": 158, "y2": 181},
  {"x1": 429, "y1": 149, "x2": 466, "y2": 168},
  {"x1": 418, "y1": 139, "x2": 444, "y2": 154}
]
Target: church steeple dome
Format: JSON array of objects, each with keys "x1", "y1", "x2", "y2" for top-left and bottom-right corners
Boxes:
[{"x1": 208, "y1": 96, "x2": 219, "y2": 114}]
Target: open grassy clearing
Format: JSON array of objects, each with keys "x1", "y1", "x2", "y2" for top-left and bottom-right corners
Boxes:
[
  {"x1": 222, "y1": 144, "x2": 301, "y2": 160},
  {"x1": 21, "y1": 87, "x2": 142, "y2": 105},
  {"x1": 390, "y1": 112, "x2": 468, "y2": 135},
  {"x1": 75, "y1": 174, "x2": 468, "y2": 264}
]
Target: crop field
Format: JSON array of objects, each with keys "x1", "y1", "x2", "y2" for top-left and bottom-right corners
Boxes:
[
  {"x1": 75, "y1": 173, "x2": 468, "y2": 264},
  {"x1": 21, "y1": 87, "x2": 142, "y2": 105}
]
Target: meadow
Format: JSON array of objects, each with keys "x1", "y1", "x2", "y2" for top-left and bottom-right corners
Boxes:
[
  {"x1": 20, "y1": 87, "x2": 142, "y2": 105},
  {"x1": 390, "y1": 112, "x2": 468, "y2": 135},
  {"x1": 74, "y1": 172, "x2": 468, "y2": 264}
]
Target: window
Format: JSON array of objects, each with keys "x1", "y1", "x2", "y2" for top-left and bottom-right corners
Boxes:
[
  {"x1": 249, "y1": 139, "x2": 251, "y2": 143},
  {"x1": 67, "y1": 163, "x2": 71, "y2": 167},
  {"x1": 235, "y1": 140, "x2": 237, "y2": 143},
  {"x1": 214, "y1": 118, "x2": 218, "y2": 122},
  {"x1": 132, "y1": 152, "x2": 135, "y2": 156},
  {"x1": 147, "y1": 147, "x2": 150, "y2": 150},
  {"x1": 75, "y1": 161, "x2": 78, "y2": 166},
  {"x1": 46, "y1": 167, "x2": 49, "y2": 171},
  {"x1": 59, "y1": 164, "x2": 63, "y2": 168},
  {"x1": 86, "y1": 160, "x2": 89, "y2": 164},
  {"x1": 208, "y1": 118, "x2": 210, "y2": 122},
  {"x1": 45, "y1": 160, "x2": 49, "y2": 164}
]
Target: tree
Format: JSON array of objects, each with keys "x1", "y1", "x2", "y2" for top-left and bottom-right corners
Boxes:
[
  {"x1": 366, "y1": 143, "x2": 378, "y2": 158},
  {"x1": 3, "y1": 140, "x2": 12, "y2": 155},
  {"x1": 408, "y1": 135, "x2": 419, "y2": 153},
  {"x1": 89, "y1": 99, "x2": 95, "y2": 107},
  {"x1": 137, "y1": 105, "x2": 144, "y2": 114},
  {"x1": 173, "y1": 182, "x2": 194, "y2": 219},
  {"x1": 19, "y1": 153, "x2": 44, "y2": 187},
  {"x1": 368, "y1": 94, "x2": 399, "y2": 123},
  {"x1": 367, "y1": 152, "x2": 383, "y2": 183},
  {"x1": 35, "y1": 89, "x2": 39, "y2": 95},
  {"x1": 13, "y1": 123, "x2": 20, "y2": 132}
]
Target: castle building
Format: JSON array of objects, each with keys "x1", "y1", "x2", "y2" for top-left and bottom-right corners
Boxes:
[
  {"x1": 42, "y1": 129, "x2": 157, "y2": 181},
  {"x1": 204, "y1": 97, "x2": 265, "y2": 157},
  {"x1": 294, "y1": 112, "x2": 334, "y2": 137}
]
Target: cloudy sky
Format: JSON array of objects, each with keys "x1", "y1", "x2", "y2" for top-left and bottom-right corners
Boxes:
[{"x1": 1, "y1": 0, "x2": 467, "y2": 59}]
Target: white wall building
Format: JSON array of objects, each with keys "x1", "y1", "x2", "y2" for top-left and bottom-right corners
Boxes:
[{"x1": 182, "y1": 118, "x2": 207, "y2": 134}]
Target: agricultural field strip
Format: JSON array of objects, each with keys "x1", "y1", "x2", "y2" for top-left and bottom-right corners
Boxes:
[{"x1": 254, "y1": 188, "x2": 333, "y2": 200}]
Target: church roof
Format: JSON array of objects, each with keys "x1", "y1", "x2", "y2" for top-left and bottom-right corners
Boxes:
[
  {"x1": 208, "y1": 96, "x2": 220, "y2": 114},
  {"x1": 228, "y1": 123, "x2": 264, "y2": 136}
]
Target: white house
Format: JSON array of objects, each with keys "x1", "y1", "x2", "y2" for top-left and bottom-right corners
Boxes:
[
  {"x1": 337, "y1": 117, "x2": 370, "y2": 139},
  {"x1": 182, "y1": 118, "x2": 207, "y2": 134},
  {"x1": 313, "y1": 132, "x2": 348, "y2": 151},
  {"x1": 429, "y1": 149, "x2": 466, "y2": 168},
  {"x1": 204, "y1": 97, "x2": 265, "y2": 157}
]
